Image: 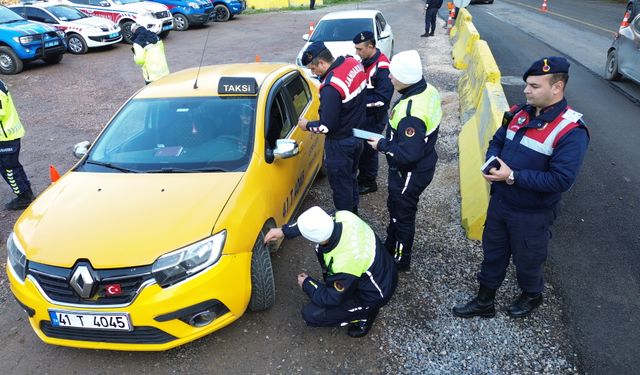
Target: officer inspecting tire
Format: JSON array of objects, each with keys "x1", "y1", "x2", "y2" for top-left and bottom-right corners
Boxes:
[
  {"x1": 0, "y1": 80, "x2": 34, "y2": 211},
  {"x1": 352, "y1": 31, "x2": 393, "y2": 195},
  {"x1": 367, "y1": 50, "x2": 442, "y2": 271},
  {"x1": 297, "y1": 41, "x2": 367, "y2": 213},
  {"x1": 131, "y1": 24, "x2": 170, "y2": 85},
  {"x1": 452, "y1": 57, "x2": 590, "y2": 319},
  {"x1": 264, "y1": 206, "x2": 398, "y2": 338}
]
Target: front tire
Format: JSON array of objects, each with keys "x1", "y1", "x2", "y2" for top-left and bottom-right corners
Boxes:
[
  {"x1": 121, "y1": 21, "x2": 134, "y2": 44},
  {"x1": 0, "y1": 46, "x2": 23, "y2": 75},
  {"x1": 174, "y1": 13, "x2": 189, "y2": 31},
  {"x1": 213, "y1": 4, "x2": 231, "y2": 22},
  {"x1": 605, "y1": 49, "x2": 622, "y2": 81},
  {"x1": 248, "y1": 228, "x2": 275, "y2": 312},
  {"x1": 67, "y1": 33, "x2": 88, "y2": 54},
  {"x1": 43, "y1": 53, "x2": 63, "y2": 65},
  {"x1": 159, "y1": 30, "x2": 171, "y2": 39}
]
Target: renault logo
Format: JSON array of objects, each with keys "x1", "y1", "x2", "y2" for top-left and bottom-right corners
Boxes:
[{"x1": 70, "y1": 265, "x2": 95, "y2": 299}]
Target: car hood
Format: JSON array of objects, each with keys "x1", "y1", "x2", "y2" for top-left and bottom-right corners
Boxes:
[
  {"x1": 14, "y1": 172, "x2": 243, "y2": 268},
  {"x1": 72, "y1": 16, "x2": 118, "y2": 29},
  {"x1": 298, "y1": 41, "x2": 358, "y2": 62},
  {"x1": 120, "y1": 1, "x2": 169, "y2": 14},
  {"x1": 0, "y1": 19, "x2": 55, "y2": 35}
]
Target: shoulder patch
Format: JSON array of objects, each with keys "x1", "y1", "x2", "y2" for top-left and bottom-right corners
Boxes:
[
  {"x1": 333, "y1": 281, "x2": 345, "y2": 292},
  {"x1": 405, "y1": 127, "x2": 416, "y2": 137}
]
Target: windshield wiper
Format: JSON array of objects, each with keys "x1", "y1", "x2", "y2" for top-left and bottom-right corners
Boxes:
[
  {"x1": 85, "y1": 160, "x2": 140, "y2": 173},
  {"x1": 144, "y1": 167, "x2": 229, "y2": 173}
]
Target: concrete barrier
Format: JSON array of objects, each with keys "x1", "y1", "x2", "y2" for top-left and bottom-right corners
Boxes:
[
  {"x1": 458, "y1": 82, "x2": 509, "y2": 240},
  {"x1": 458, "y1": 40, "x2": 501, "y2": 123},
  {"x1": 450, "y1": 8, "x2": 472, "y2": 42},
  {"x1": 451, "y1": 17, "x2": 480, "y2": 70}
]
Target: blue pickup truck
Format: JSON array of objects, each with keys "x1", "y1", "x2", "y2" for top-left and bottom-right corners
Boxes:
[
  {"x1": 149, "y1": 0, "x2": 214, "y2": 31},
  {"x1": 0, "y1": 6, "x2": 66, "y2": 75}
]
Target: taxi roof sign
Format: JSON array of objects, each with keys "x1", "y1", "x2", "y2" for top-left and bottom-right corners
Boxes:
[{"x1": 218, "y1": 77, "x2": 258, "y2": 96}]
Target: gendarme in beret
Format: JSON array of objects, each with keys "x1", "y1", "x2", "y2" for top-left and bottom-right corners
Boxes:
[
  {"x1": 523, "y1": 56, "x2": 570, "y2": 81},
  {"x1": 301, "y1": 41, "x2": 328, "y2": 66},
  {"x1": 353, "y1": 30, "x2": 375, "y2": 44}
]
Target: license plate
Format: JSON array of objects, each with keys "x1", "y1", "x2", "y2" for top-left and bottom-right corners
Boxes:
[
  {"x1": 49, "y1": 310, "x2": 132, "y2": 331},
  {"x1": 162, "y1": 24, "x2": 172, "y2": 31},
  {"x1": 109, "y1": 32, "x2": 118, "y2": 38},
  {"x1": 45, "y1": 41, "x2": 59, "y2": 48}
]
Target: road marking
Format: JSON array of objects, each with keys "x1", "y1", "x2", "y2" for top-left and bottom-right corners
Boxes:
[{"x1": 500, "y1": 0, "x2": 617, "y2": 34}]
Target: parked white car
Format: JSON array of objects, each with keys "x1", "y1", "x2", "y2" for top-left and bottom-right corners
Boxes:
[
  {"x1": 61, "y1": 0, "x2": 173, "y2": 44},
  {"x1": 296, "y1": 10, "x2": 394, "y2": 75},
  {"x1": 9, "y1": 3, "x2": 121, "y2": 54}
]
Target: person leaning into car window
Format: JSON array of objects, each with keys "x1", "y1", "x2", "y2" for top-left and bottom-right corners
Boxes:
[
  {"x1": 264, "y1": 206, "x2": 397, "y2": 338},
  {"x1": 131, "y1": 24, "x2": 169, "y2": 85}
]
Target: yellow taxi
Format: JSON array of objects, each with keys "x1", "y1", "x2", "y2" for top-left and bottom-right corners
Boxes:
[{"x1": 6, "y1": 63, "x2": 324, "y2": 351}]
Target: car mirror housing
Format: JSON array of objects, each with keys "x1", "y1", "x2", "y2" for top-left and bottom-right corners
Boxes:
[
  {"x1": 73, "y1": 141, "x2": 91, "y2": 159},
  {"x1": 273, "y1": 139, "x2": 299, "y2": 160},
  {"x1": 302, "y1": 33, "x2": 309, "y2": 41},
  {"x1": 99, "y1": 1, "x2": 111, "y2": 7}
]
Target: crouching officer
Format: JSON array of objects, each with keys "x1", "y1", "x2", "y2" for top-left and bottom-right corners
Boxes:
[
  {"x1": 452, "y1": 57, "x2": 589, "y2": 318},
  {"x1": 353, "y1": 31, "x2": 393, "y2": 195},
  {"x1": 265, "y1": 206, "x2": 398, "y2": 337},
  {"x1": 368, "y1": 50, "x2": 442, "y2": 271},
  {"x1": 297, "y1": 41, "x2": 366, "y2": 213},
  {"x1": 0, "y1": 80, "x2": 34, "y2": 211},
  {"x1": 131, "y1": 24, "x2": 169, "y2": 85}
]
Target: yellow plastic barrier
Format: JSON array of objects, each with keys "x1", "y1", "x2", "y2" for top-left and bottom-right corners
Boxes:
[
  {"x1": 450, "y1": 7, "x2": 472, "y2": 42},
  {"x1": 458, "y1": 82, "x2": 509, "y2": 240},
  {"x1": 451, "y1": 18, "x2": 480, "y2": 70},
  {"x1": 458, "y1": 40, "x2": 501, "y2": 123}
]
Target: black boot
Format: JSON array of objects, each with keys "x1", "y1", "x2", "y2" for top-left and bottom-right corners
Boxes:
[
  {"x1": 358, "y1": 181, "x2": 377, "y2": 195},
  {"x1": 507, "y1": 292, "x2": 543, "y2": 318},
  {"x1": 452, "y1": 285, "x2": 496, "y2": 318},
  {"x1": 5, "y1": 189, "x2": 34, "y2": 211},
  {"x1": 420, "y1": 32, "x2": 430, "y2": 37},
  {"x1": 347, "y1": 308, "x2": 379, "y2": 338}
]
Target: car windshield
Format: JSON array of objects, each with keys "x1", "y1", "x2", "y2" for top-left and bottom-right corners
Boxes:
[
  {"x1": 310, "y1": 18, "x2": 374, "y2": 42},
  {"x1": 0, "y1": 7, "x2": 24, "y2": 23},
  {"x1": 82, "y1": 97, "x2": 256, "y2": 173},
  {"x1": 114, "y1": 0, "x2": 144, "y2": 5},
  {"x1": 48, "y1": 5, "x2": 86, "y2": 21}
]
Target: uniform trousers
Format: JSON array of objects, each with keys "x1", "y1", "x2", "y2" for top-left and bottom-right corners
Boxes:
[
  {"x1": 478, "y1": 195, "x2": 555, "y2": 294},
  {"x1": 425, "y1": 8, "x2": 439, "y2": 34},
  {"x1": 325, "y1": 136, "x2": 363, "y2": 212},
  {"x1": 358, "y1": 111, "x2": 387, "y2": 185},
  {"x1": 0, "y1": 139, "x2": 31, "y2": 196},
  {"x1": 385, "y1": 165, "x2": 435, "y2": 266}
]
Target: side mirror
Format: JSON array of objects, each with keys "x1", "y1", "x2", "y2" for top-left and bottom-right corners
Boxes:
[
  {"x1": 302, "y1": 33, "x2": 309, "y2": 41},
  {"x1": 99, "y1": 1, "x2": 110, "y2": 7},
  {"x1": 273, "y1": 139, "x2": 299, "y2": 160},
  {"x1": 379, "y1": 30, "x2": 391, "y2": 40},
  {"x1": 73, "y1": 141, "x2": 90, "y2": 159}
]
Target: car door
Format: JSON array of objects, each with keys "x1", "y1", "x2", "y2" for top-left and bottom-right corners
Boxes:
[
  {"x1": 629, "y1": 15, "x2": 640, "y2": 82},
  {"x1": 375, "y1": 12, "x2": 393, "y2": 57}
]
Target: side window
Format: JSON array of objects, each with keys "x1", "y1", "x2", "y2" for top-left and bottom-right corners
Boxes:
[
  {"x1": 88, "y1": 0, "x2": 106, "y2": 6},
  {"x1": 375, "y1": 18, "x2": 382, "y2": 37},
  {"x1": 377, "y1": 14, "x2": 387, "y2": 31},
  {"x1": 284, "y1": 74, "x2": 311, "y2": 119},
  {"x1": 70, "y1": 0, "x2": 91, "y2": 5},
  {"x1": 265, "y1": 92, "x2": 292, "y2": 149},
  {"x1": 26, "y1": 8, "x2": 56, "y2": 23}
]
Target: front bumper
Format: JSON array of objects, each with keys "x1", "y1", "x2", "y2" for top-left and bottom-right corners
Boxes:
[
  {"x1": 138, "y1": 17, "x2": 174, "y2": 34},
  {"x1": 86, "y1": 32, "x2": 122, "y2": 48},
  {"x1": 187, "y1": 9, "x2": 214, "y2": 25},
  {"x1": 9, "y1": 252, "x2": 252, "y2": 351}
]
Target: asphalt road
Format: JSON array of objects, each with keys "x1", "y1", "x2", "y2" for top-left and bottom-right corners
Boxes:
[{"x1": 452, "y1": 1, "x2": 640, "y2": 373}]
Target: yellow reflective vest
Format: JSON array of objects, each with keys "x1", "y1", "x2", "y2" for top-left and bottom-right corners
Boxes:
[
  {"x1": 133, "y1": 40, "x2": 170, "y2": 83},
  {"x1": 0, "y1": 83, "x2": 25, "y2": 142}
]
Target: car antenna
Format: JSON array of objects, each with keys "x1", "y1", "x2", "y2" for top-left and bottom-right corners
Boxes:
[{"x1": 193, "y1": 27, "x2": 212, "y2": 90}]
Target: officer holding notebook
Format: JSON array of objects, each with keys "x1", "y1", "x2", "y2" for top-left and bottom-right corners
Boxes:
[
  {"x1": 367, "y1": 50, "x2": 442, "y2": 271},
  {"x1": 452, "y1": 57, "x2": 590, "y2": 319}
]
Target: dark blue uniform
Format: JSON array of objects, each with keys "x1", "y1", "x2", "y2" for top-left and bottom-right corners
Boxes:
[
  {"x1": 479, "y1": 98, "x2": 589, "y2": 293},
  {"x1": 424, "y1": 0, "x2": 444, "y2": 36},
  {"x1": 358, "y1": 49, "x2": 393, "y2": 190}
]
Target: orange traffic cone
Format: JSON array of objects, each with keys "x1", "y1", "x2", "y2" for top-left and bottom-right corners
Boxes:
[
  {"x1": 446, "y1": 10, "x2": 454, "y2": 34},
  {"x1": 49, "y1": 165, "x2": 60, "y2": 183},
  {"x1": 540, "y1": 0, "x2": 548, "y2": 13},
  {"x1": 308, "y1": 22, "x2": 315, "y2": 36},
  {"x1": 620, "y1": 11, "x2": 631, "y2": 28},
  {"x1": 255, "y1": 54, "x2": 261, "y2": 62}
]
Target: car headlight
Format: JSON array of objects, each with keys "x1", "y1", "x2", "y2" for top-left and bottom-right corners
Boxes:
[
  {"x1": 152, "y1": 230, "x2": 225, "y2": 287},
  {"x1": 7, "y1": 232, "x2": 27, "y2": 282},
  {"x1": 14, "y1": 35, "x2": 35, "y2": 45},
  {"x1": 188, "y1": 2, "x2": 200, "y2": 8}
]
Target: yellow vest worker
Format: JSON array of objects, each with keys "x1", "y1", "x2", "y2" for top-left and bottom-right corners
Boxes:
[
  {"x1": 0, "y1": 79, "x2": 34, "y2": 210},
  {"x1": 131, "y1": 24, "x2": 170, "y2": 84}
]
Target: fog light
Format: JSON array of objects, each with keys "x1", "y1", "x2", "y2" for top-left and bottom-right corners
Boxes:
[{"x1": 188, "y1": 310, "x2": 216, "y2": 327}]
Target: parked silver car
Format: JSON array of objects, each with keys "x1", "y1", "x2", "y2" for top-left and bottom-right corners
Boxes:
[{"x1": 606, "y1": 13, "x2": 640, "y2": 85}]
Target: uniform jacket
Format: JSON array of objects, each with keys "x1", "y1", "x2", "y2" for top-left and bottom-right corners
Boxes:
[
  {"x1": 377, "y1": 78, "x2": 442, "y2": 173},
  {"x1": 426, "y1": 0, "x2": 444, "y2": 9},
  {"x1": 361, "y1": 49, "x2": 393, "y2": 115},
  {"x1": 0, "y1": 81, "x2": 25, "y2": 142},
  {"x1": 132, "y1": 28, "x2": 169, "y2": 83},
  {"x1": 306, "y1": 56, "x2": 367, "y2": 139},
  {"x1": 283, "y1": 211, "x2": 397, "y2": 308},
  {"x1": 487, "y1": 98, "x2": 590, "y2": 210}
]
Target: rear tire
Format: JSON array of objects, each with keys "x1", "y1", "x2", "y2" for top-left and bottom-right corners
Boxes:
[
  {"x1": 605, "y1": 49, "x2": 622, "y2": 81},
  {"x1": 248, "y1": 228, "x2": 275, "y2": 312},
  {"x1": 174, "y1": 13, "x2": 189, "y2": 31},
  {"x1": 43, "y1": 53, "x2": 63, "y2": 65},
  {"x1": 67, "y1": 33, "x2": 88, "y2": 54},
  {"x1": 0, "y1": 46, "x2": 23, "y2": 75},
  {"x1": 214, "y1": 4, "x2": 231, "y2": 22},
  {"x1": 159, "y1": 30, "x2": 171, "y2": 39}
]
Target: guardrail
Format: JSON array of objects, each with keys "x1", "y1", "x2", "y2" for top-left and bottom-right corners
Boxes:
[{"x1": 451, "y1": 8, "x2": 510, "y2": 240}]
